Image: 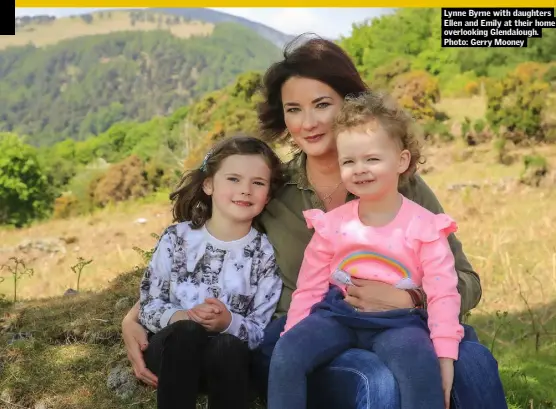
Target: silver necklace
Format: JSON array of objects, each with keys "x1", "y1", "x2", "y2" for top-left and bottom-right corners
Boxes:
[
  {"x1": 320, "y1": 181, "x2": 343, "y2": 203},
  {"x1": 308, "y1": 175, "x2": 344, "y2": 203}
]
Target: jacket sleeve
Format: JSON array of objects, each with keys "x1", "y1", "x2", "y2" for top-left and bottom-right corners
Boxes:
[
  {"x1": 405, "y1": 174, "x2": 482, "y2": 316},
  {"x1": 282, "y1": 209, "x2": 334, "y2": 334},
  {"x1": 139, "y1": 229, "x2": 185, "y2": 333},
  {"x1": 222, "y1": 253, "x2": 283, "y2": 350}
]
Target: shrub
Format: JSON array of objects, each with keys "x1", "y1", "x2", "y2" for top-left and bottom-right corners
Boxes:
[
  {"x1": 369, "y1": 58, "x2": 411, "y2": 90},
  {"x1": 53, "y1": 193, "x2": 80, "y2": 219},
  {"x1": 390, "y1": 70, "x2": 440, "y2": 122},
  {"x1": 0, "y1": 133, "x2": 53, "y2": 227},
  {"x1": 91, "y1": 155, "x2": 151, "y2": 208},
  {"x1": 520, "y1": 154, "x2": 548, "y2": 187},
  {"x1": 486, "y1": 62, "x2": 552, "y2": 143}
]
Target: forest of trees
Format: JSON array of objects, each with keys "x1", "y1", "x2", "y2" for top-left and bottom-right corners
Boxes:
[
  {"x1": 1, "y1": 7, "x2": 555, "y2": 228},
  {"x1": 340, "y1": 8, "x2": 556, "y2": 92},
  {"x1": 0, "y1": 23, "x2": 281, "y2": 146}
]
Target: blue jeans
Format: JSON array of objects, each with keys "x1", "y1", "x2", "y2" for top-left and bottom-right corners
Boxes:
[
  {"x1": 267, "y1": 312, "x2": 444, "y2": 409},
  {"x1": 251, "y1": 315, "x2": 508, "y2": 409}
]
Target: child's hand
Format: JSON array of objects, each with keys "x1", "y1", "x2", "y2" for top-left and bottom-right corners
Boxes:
[
  {"x1": 200, "y1": 298, "x2": 232, "y2": 332},
  {"x1": 187, "y1": 302, "x2": 221, "y2": 323},
  {"x1": 439, "y1": 358, "x2": 454, "y2": 409}
]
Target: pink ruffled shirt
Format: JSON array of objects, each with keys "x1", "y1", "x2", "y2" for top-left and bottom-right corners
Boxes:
[{"x1": 283, "y1": 196, "x2": 465, "y2": 360}]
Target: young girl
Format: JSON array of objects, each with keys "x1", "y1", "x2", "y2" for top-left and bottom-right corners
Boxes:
[
  {"x1": 138, "y1": 135, "x2": 284, "y2": 409},
  {"x1": 268, "y1": 92, "x2": 464, "y2": 409}
]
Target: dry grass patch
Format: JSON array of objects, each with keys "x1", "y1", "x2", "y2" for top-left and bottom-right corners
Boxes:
[
  {"x1": 435, "y1": 95, "x2": 487, "y2": 122},
  {"x1": 3, "y1": 11, "x2": 213, "y2": 50},
  {"x1": 0, "y1": 201, "x2": 173, "y2": 301}
]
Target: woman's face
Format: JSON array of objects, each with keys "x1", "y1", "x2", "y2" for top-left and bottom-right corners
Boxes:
[{"x1": 281, "y1": 76, "x2": 343, "y2": 159}]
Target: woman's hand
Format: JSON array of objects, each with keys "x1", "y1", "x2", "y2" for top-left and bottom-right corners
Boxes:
[
  {"x1": 121, "y1": 305, "x2": 158, "y2": 387},
  {"x1": 343, "y1": 279, "x2": 415, "y2": 312}
]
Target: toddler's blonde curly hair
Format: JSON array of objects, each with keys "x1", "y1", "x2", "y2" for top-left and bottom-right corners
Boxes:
[{"x1": 333, "y1": 91, "x2": 425, "y2": 186}]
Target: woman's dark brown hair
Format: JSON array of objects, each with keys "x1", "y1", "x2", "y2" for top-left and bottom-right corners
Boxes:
[
  {"x1": 169, "y1": 135, "x2": 285, "y2": 228},
  {"x1": 258, "y1": 33, "x2": 368, "y2": 144}
]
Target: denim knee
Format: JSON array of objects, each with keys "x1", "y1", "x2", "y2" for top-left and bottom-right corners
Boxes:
[
  {"x1": 309, "y1": 349, "x2": 400, "y2": 409},
  {"x1": 461, "y1": 324, "x2": 479, "y2": 342},
  {"x1": 458, "y1": 340, "x2": 499, "y2": 371},
  {"x1": 271, "y1": 335, "x2": 297, "y2": 367}
]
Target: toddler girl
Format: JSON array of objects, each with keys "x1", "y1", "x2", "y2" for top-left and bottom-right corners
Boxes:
[{"x1": 268, "y1": 92, "x2": 464, "y2": 409}]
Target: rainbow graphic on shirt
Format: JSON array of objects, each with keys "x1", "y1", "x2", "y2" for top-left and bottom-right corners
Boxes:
[{"x1": 333, "y1": 250, "x2": 417, "y2": 289}]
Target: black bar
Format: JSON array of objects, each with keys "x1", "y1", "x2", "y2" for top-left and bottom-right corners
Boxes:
[{"x1": 2, "y1": 1, "x2": 16, "y2": 35}]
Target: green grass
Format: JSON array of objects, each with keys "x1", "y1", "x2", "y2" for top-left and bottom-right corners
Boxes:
[
  {"x1": 1, "y1": 268, "x2": 554, "y2": 408},
  {"x1": 1, "y1": 143, "x2": 556, "y2": 408},
  {"x1": 469, "y1": 306, "x2": 556, "y2": 409}
]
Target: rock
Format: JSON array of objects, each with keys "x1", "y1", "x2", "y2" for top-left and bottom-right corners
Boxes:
[
  {"x1": 107, "y1": 364, "x2": 138, "y2": 400},
  {"x1": 64, "y1": 288, "x2": 79, "y2": 296},
  {"x1": 7, "y1": 331, "x2": 33, "y2": 345},
  {"x1": 17, "y1": 238, "x2": 66, "y2": 254},
  {"x1": 114, "y1": 297, "x2": 132, "y2": 311},
  {"x1": 135, "y1": 218, "x2": 148, "y2": 224},
  {"x1": 34, "y1": 401, "x2": 48, "y2": 409}
]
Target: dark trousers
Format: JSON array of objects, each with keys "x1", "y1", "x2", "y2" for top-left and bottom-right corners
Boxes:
[{"x1": 144, "y1": 320, "x2": 250, "y2": 409}]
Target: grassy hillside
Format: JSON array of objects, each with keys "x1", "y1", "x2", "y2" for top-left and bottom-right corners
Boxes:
[
  {"x1": 0, "y1": 142, "x2": 555, "y2": 408},
  {"x1": 7, "y1": 10, "x2": 214, "y2": 50},
  {"x1": 1, "y1": 13, "x2": 281, "y2": 146},
  {"x1": 150, "y1": 8, "x2": 295, "y2": 48}
]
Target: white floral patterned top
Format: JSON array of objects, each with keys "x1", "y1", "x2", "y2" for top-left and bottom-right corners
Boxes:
[{"x1": 139, "y1": 222, "x2": 282, "y2": 350}]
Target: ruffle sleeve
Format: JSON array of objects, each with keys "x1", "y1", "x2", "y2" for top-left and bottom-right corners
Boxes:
[
  {"x1": 303, "y1": 209, "x2": 330, "y2": 238},
  {"x1": 406, "y1": 213, "x2": 458, "y2": 244}
]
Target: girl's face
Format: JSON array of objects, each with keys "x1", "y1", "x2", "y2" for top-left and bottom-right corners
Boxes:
[
  {"x1": 337, "y1": 122, "x2": 410, "y2": 201},
  {"x1": 281, "y1": 76, "x2": 343, "y2": 159},
  {"x1": 203, "y1": 154, "x2": 271, "y2": 225}
]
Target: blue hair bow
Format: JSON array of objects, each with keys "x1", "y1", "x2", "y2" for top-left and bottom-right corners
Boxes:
[{"x1": 200, "y1": 151, "x2": 210, "y2": 172}]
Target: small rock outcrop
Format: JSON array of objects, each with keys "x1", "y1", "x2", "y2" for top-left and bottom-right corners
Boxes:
[{"x1": 107, "y1": 364, "x2": 138, "y2": 400}]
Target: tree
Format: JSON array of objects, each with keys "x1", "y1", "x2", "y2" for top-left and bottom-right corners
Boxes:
[{"x1": 0, "y1": 133, "x2": 53, "y2": 227}]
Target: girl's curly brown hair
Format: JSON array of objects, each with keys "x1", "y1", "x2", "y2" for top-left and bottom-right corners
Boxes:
[{"x1": 333, "y1": 91, "x2": 426, "y2": 186}]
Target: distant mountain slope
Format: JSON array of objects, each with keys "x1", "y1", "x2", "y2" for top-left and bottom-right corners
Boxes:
[
  {"x1": 0, "y1": 19, "x2": 281, "y2": 146},
  {"x1": 150, "y1": 8, "x2": 295, "y2": 48},
  {"x1": 7, "y1": 10, "x2": 214, "y2": 50},
  {"x1": 10, "y1": 8, "x2": 295, "y2": 50}
]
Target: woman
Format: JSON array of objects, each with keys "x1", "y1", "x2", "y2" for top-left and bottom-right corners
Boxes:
[{"x1": 121, "y1": 35, "x2": 508, "y2": 409}]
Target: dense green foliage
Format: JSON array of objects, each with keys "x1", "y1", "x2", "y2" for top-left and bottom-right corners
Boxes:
[
  {"x1": 341, "y1": 8, "x2": 556, "y2": 92},
  {"x1": 29, "y1": 71, "x2": 263, "y2": 223},
  {"x1": 0, "y1": 133, "x2": 53, "y2": 227},
  {"x1": 0, "y1": 23, "x2": 280, "y2": 146},
  {"x1": 2, "y1": 7, "x2": 556, "y2": 228},
  {"x1": 486, "y1": 62, "x2": 556, "y2": 143}
]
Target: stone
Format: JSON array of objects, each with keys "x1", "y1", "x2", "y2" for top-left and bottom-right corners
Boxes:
[
  {"x1": 107, "y1": 364, "x2": 138, "y2": 400},
  {"x1": 114, "y1": 297, "x2": 132, "y2": 311}
]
